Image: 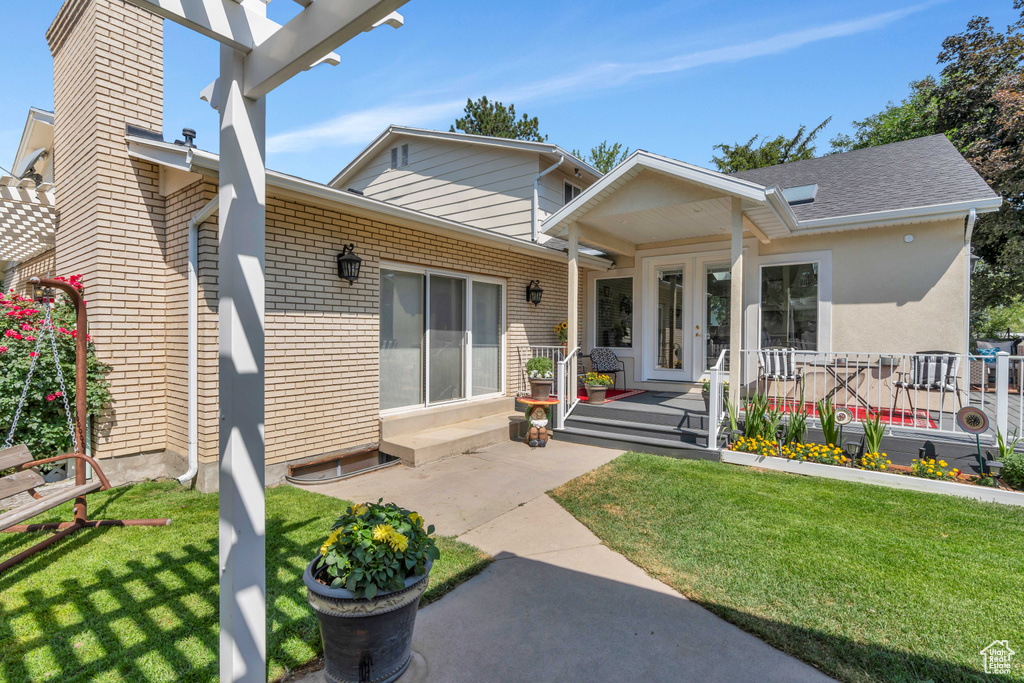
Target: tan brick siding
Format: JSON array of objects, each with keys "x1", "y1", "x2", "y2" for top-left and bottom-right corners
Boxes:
[
  {"x1": 48, "y1": 0, "x2": 170, "y2": 460},
  {"x1": 4, "y1": 249, "x2": 57, "y2": 296},
  {"x1": 160, "y1": 183, "x2": 575, "y2": 468}
]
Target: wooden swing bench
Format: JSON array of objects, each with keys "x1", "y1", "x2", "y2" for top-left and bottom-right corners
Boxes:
[{"x1": 0, "y1": 277, "x2": 170, "y2": 574}]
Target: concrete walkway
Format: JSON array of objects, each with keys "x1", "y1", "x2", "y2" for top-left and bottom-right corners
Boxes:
[{"x1": 296, "y1": 440, "x2": 834, "y2": 683}]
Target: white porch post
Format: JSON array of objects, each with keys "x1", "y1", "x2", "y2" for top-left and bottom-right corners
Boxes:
[
  {"x1": 218, "y1": 43, "x2": 267, "y2": 683},
  {"x1": 567, "y1": 222, "x2": 579, "y2": 355},
  {"x1": 729, "y1": 198, "x2": 743, "y2": 408}
]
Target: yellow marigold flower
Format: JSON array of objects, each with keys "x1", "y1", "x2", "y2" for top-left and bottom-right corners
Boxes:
[
  {"x1": 320, "y1": 529, "x2": 341, "y2": 555},
  {"x1": 387, "y1": 530, "x2": 409, "y2": 552},
  {"x1": 373, "y1": 524, "x2": 393, "y2": 542},
  {"x1": 410, "y1": 512, "x2": 423, "y2": 527}
]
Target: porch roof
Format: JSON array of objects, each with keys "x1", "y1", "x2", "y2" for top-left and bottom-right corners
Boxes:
[{"x1": 540, "y1": 150, "x2": 797, "y2": 253}]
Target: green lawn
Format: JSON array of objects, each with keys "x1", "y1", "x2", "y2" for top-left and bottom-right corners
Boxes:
[
  {"x1": 550, "y1": 453, "x2": 1024, "y2": 683},
  {"x1": 0, "y1": 482, "x2": 490, "y2": 682}
]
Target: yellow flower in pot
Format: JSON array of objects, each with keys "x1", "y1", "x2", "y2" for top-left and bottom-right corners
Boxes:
[{"x1": 583, "y1": 372, "x2": 614, "y2": 404}]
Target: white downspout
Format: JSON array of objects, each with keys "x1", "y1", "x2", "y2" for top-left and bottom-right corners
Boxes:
[
  {"x1": 532, "y1": 155, "x2": 563, "y2": 242},
  {"x1": 178, "y1": 196, "x2": 218, "y2": 485},
  {"x1": 965, "y1": 207, "x2": 977, "y2": 357}
]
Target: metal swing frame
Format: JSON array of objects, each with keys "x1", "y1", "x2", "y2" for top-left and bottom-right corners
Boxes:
[{"x1": 0, "y1": 277, "x2": 169, "y2": 574}]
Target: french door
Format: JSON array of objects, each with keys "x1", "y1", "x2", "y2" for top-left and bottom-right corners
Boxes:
[
  {"x1": 380, "y1": 265, "x2": 504, "y2": 412},
  {"x1": 641, "y1": 251, "x2": 733, "y2": 382},
  {"x1": 643, "y1": 257, "x2": 692, "y2": 381}
]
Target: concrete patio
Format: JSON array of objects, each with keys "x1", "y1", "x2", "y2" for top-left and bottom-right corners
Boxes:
[{"x1": 294, "y1": 439, "x2": 833, "y2": 682}]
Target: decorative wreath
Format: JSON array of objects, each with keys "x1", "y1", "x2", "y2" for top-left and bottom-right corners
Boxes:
[
  {"x1": 834, "y1": 407, "x2": 854, "y2": 426},
  {"x1": 956, "y1": 406, "x2": 989, "y2": 434}
]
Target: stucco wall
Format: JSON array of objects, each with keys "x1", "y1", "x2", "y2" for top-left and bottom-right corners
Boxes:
[
  {"x1": 580, "y1": 218, "x2": 968, "y2": 386},
  {"x1": 761, "y1": 219, "x2": 967, "y2": 355}
]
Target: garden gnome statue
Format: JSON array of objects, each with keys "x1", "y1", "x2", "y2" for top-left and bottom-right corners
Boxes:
[{"x1": 528, "y1": 405, "x2": 550, "y2": 447}]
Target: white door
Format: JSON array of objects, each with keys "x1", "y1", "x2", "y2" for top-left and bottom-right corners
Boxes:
[{"x1": 643, "y1": 256, "x2": 693, "y2": 381}]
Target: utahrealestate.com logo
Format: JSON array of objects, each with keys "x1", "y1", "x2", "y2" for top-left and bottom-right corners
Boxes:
[{"x1": 980, "y1": 640, "x2": 1015, "y2": 675}]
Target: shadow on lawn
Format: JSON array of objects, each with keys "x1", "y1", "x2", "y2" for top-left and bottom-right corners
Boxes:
[
  {"x1": 0, "y1": 512, "x2": 330, "y2": 682},
  {"x1": 701, "y1": 602, "x2": 1020, "y2": 683}
]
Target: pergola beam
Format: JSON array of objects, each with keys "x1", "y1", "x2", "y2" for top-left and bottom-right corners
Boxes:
[
  {"x1": 121, "y1": 0, "x2": 340, "y2": 66},
  {"x1": 122, "y1": 0, "x2": 274, "y2": 52},
  {"x1": 242, "y1": 0, "x2": 409, "y2": 98}
]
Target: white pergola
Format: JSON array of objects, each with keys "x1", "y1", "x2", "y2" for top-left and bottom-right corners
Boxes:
[{"x1": 120, "y1": 1, "x2": 408, "y2": 680}]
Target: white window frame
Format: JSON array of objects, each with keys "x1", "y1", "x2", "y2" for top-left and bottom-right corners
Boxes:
[
  {"x1": 590, "y1": 273, "x2": 636, "y2": 354},
  {"x1": 379, "y1": 262, "x2": 506, "y2": 416},
  {"x1": 563, "y1": 180, "x2": 582, "y2": 205},
  {"x1": 756, "y1": 250, "x2": 832, "y2": 354}
]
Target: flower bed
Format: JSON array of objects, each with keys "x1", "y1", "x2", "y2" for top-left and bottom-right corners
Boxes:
[{"x1": 722, "y1": 445, "x2": 1024, "y2": 507}]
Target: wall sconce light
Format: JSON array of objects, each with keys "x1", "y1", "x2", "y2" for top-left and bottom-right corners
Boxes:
[
  {"x1": 336, "y1": 244, "x2": 362, "y2": 283},
  {"x1": 526, "y1": 280, "x2": 544, "y2": 306}
]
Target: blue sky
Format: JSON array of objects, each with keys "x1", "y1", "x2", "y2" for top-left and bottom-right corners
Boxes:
[{"x1": 1, "y1": 1, "x2": 1018, "y2": 183}]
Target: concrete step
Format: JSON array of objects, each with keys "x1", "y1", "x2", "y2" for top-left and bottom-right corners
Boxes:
[
  {"x1": 564, "y1": 415, "x2": 705, "y2": 444},
  {"x1": 555, "y1": 426, "x2": 719, "y2": 461},
  {"x1": 381, "y1": 397, "x2": 516, "y2": 439},
  {"x1": 381, "y1": 412, "x2": 526, "y2": 467}
]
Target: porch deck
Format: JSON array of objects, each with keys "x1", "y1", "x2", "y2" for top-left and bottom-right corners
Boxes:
[{"x1": 556, "y1": 389, "x2": 1012, "y2": 474}]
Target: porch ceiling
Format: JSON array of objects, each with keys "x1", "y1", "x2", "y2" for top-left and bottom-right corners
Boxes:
[{"x1": 542, "y1": 151, "x2": 795, "y2": 255}]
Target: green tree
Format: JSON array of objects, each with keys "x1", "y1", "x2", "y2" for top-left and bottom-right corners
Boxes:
[
  {"x1": 450, "y1": 96, "x2": 546, "y2": 142},
  {"x1": 572, "y1": 140, "x2": 630, "y2": 174},
  {"x1": 829, "y1": 77, "x2": 939, "y2": 153},
  {"x1": 710, "y1": 118, "x2": 832, "y2": 173}
]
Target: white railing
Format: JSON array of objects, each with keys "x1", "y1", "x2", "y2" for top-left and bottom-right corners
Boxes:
[
  {"x1": 519, "y1": 345, "x2": 565, "y2": 396},
  {"x1": 555, "y1": 347, "x2": 580, "y2": 429},
  {"x1": 707, "y1": 349, "x2": 728, "y2": 450},
  {"x1": 737, "y1": 349, "x2": 1015, "y2": 441}
]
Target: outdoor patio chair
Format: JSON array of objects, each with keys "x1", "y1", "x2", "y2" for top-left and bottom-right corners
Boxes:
[
  {"x1": 579, "y1": 347, "x2": 626, "y2": 391},
  {"x1": 892, "y1": 351, "x2": 963, "y2": 414},
  {"x1": 756, "y1": 347, "x2": 803, "y2": 398}
]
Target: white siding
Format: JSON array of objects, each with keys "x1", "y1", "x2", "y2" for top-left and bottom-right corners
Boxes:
[{"x1": 344, "y1": 137, "x2": 595, "y2": 242}]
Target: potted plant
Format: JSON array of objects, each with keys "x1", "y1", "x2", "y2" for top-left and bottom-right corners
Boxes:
[
  {"x1": 304, "y1": 501, "x2": 440, "y2": 683},
  {"x1": 526, "y1": 356, "x2": 555, "y2": 400},
  {"x1": 554, "y1": 320, "x2": 568, "y2": 351},
  {"x1": 699, "y1": 378, "x2": 728, "y2": 413},
  {"x1": 583, "y1": 372, "x2": 613, "y2": 404}
]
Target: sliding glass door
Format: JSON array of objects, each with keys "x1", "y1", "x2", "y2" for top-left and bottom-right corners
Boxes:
[
  {"x1": 428, "y1": 275, "x2": 466, "y2": 403},
  {"x1": 380, "y1": 266, "x2": 503, "y2": 411},
  {"x1": 472, "y1": 282, "x2": 502, "y2": 395},
  {"x1": 380, "y1": 270, "x2": 425, "y2": 411}
]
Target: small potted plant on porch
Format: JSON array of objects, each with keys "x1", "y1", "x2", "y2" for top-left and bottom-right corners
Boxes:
[
  {"x1": 555, "y1": 320, "x2": 568, "y2": 352},
  {"x1": 526, "y1": 356, "x2": 555, "y2": 400},
  {"x1": 699, "y1": 378, "x2": 728, "y2": 413},
  {"x1": 583, "y1": 372, "x2": 613, "y2": 404},
  {"x1": 304, "y1": 501, "x2": 439, "y2": 683}
]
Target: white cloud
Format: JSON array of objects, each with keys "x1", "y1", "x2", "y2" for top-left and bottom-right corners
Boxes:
[{"x1": 268, "y1": 2, "x2": 940, "y2": 154}]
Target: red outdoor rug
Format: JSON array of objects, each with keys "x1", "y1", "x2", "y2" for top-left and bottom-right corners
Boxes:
[
  {"x1": 577, "y1": 388, "x2": 646, "y2": 402},
  {"x1": 765, "y1": 398, "x2": 937, "y2": 429}
]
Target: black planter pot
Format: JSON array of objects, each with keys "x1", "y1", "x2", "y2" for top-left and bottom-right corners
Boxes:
[{"x1": 304, "y1": 557, "x2": 432, "y2": 683}]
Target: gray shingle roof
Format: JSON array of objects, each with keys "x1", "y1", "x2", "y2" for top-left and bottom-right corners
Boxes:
[{"x1": 730, "y1": 134, "x2": 998, "y2": 222}]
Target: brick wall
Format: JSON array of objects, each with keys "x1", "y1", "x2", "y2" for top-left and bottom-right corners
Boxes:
[
  {"x1": 161, "y1": 183, "x2": 576, "y2": 473},
  {"x1": 4, "y1": 249, "x2": 57, "y2": 296},
  {"x1": 47, "y1": 0, "x2": 171, "y2": 461}
]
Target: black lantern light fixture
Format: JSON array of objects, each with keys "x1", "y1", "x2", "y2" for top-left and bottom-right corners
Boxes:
[
  {"x1": 526, "y1": 280, "x2": 544, "y2": 306},
  {"x1": 336, "y1": 244, "x2": 362, "y2": 283}
]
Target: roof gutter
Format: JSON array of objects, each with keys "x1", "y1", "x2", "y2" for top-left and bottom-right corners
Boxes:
[
  {"x1": 791, "y1": 196, "x2": 1002, "y2": 233},
  {"x1": 533, "y1": 156, "x2": 563, "y2": 242}
]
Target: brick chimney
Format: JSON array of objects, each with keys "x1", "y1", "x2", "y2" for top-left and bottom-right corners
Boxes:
[{"x1": 46, "y1": 0, "x2": 170, "y2": 466}]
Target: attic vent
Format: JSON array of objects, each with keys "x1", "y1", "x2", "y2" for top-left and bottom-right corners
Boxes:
[
  {"x1": 782, "y1": 184, "x2": 818, "y2": 205},
  {"x1": 390, "y1": 143, "x2": 409, "y2": 170}
]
